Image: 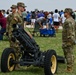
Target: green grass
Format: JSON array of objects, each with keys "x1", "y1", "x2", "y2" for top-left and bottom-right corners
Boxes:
[{"x1": 0, "y1": 30, "x2": 76, "y2": 75}]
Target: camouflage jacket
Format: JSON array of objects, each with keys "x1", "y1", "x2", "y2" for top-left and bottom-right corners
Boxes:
[
  {"x1": 62, "y1": 17, "x2": 75, "y2": 45},
  {"x1": 6, "y1": 12, "x2": 24, "y2": 38}
]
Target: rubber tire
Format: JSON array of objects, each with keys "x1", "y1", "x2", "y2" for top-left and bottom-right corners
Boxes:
[
  {"x1": 44, "y1": 50, "x2": 57, "y2": 75},
  {"x1": 1, "y1": 48, "x2": 16, "y2": 72}
]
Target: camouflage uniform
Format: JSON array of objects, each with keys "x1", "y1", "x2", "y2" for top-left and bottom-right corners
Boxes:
[
  {"x1": 17, "y1": 2, "x2": 26, "y2": 28},
  {"x1": 62, "y1": 8, "x2": 75, "y2": 69},
  {"x1": 75, "y1": 22, "x2": 76, "y2": 41},
  {"x1": 7, "y1": 4, "x2": 24, "y2": 60}
]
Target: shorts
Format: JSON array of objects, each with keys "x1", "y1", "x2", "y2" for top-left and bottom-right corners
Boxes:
[
  {"x1": 31, "y1": 19, "x2": 36, "y2": 23},
  {"x1": 24, "y1": 18, "x2": 27, "y2": 21},
  {"x1": 53, "y1": 22, "x2": 59, "y2": 26}
]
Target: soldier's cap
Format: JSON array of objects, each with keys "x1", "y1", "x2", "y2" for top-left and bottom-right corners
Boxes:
[
  {"x1": 10, "y1": 5, "x2": 17, "y2": 9},
  {"x1": 64, "y1": 8, "x2": 73, "y2": 13},
  {"x1": 17, "y1": 2, "x2": 27, "y2": 7}
]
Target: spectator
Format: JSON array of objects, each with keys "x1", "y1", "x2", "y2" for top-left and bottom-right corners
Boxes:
[
  {"x1": 37, "y1": 11, "x2": 44, "y2": 18},
  {"x1": 6, "y1": 9, "x2": 10, "y2": 15},
  {"x1": 53, "y1": 9, "x2": 60, "y2": 33},
  {"x1": 61, "y1": 12, "x2": 66, "y2": 26},
  {"x1": 32, "y1": 17, "x2": 47, "y2": 36},
  {"x1": 1, "y1": 9, "x2": 8, "y2": 18},
  {"x1": 31, "y1": 11, "x2": 36, "y2": 27},
  {"x1": 26, "y1": 11, "x2": 31, "y2": 24},
  {"x1": 47, "y1": 12, "x2": 53, "y2": 28},
  {"x1": 71, "y1": 11, "x2": 75, "y2": 20},
  {"x1": 47, "y1": 12, "x2": 52, "y2": 19},
  {"x1": 22, "y1": 8, "x2": 27, "y2": 27},
  {"x1": 74, "y1": 10, "x2": 76, "y2": 21},
  {"x1": 0, "y1": 11, "x2": 7, "y2": 40},
  {"x1": 60, "y1": 10, "x2": 64, "y2": 16}
]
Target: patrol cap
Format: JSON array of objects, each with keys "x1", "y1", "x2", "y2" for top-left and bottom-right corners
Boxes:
[
  {"x1": 64, "y1": 8, "x2": 73, "y2": 14},
  {"x1": 10, "y1": 5, "x2": 17, "y2": 9},
  {"x1": 17, "y1": 2, "x2": 27, "y2": 7}
]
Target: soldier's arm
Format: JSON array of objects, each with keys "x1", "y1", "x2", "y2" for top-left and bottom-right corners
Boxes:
[
  {"x1": 65, "y1": 21, "x2": 74, "y2": 41},
  {"x1": 6, "y1": 16, "x2": 10, "y2": 33},
  {"x1": 18, "y1": 16, "x2": 23, "y2": 27},
  {"x1": 14, "y1": 15, "x2": 33, "y2": 38},
  {"x1": 74, "y1": 22, "x2": 76, "y2": 44},
  {"x1": 14, "y1": 15, "x2": 24, "y2": 28}
]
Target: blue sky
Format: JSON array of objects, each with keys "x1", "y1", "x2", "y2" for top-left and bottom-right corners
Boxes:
[{"x1": 0, "y1": 0, "x2": 76, "y2": 11}]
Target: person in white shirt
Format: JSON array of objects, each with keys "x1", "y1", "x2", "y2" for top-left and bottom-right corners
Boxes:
[
  {"x1": 47, "y1": 12, "x2": 51, "y2": 19},
  {"x1": 61, "y1": 13, "x2": 66, "y2": 25},
  {"x1": 53, "y1": 9, "x2": 60, "y2": 32}
]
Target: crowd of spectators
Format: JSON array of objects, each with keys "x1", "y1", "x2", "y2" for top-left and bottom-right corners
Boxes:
[
  {"x1": 0, "y1": 8, "x2": 76, "y2": 40},
  {"x1": 0, "y1": 10, "x2": 7, "y2": 40}
]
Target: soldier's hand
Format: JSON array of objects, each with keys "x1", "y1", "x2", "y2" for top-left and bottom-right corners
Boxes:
[
  {"x1": 6, "y1": 32, "x2": 8, "y2": 36},
  {"x1": 14, "y1": 17, "x2": 18, "y2": 22}
]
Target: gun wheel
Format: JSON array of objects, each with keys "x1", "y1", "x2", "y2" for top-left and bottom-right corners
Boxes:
[
  {"x1": 1, "y1": 48, "x2": 16, "y2": 72},
  {"x1": 44, "y1": 50, "x2": 57, "y2": 75},
  {"x1": 51, "y1": 55, "x2": 57, "y2": 74}
]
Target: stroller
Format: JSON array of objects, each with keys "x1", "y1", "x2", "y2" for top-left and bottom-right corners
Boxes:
[
  {"x1": 40, "y1": 17, "x2": 56, "y2": 37},
  {"x1": 40, "y1": 26, "x2": 55, "y2": 37}
]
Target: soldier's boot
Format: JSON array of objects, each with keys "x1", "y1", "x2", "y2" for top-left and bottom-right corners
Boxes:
[
  {"x1": 15, "y1": 55, "x2": 21, "y2": 70},
  {"x1": 15, "y1": 64, "x2": 21, "y2": 70},
  {"x1": 66, "y1": 67, "x2": 73, "y2": 72}
]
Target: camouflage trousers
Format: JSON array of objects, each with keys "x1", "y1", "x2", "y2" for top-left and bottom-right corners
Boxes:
[
  {"x1": 62, "y1": 45, "x2": 74, "y2": 68},
  {"x1": 9, "y1": 39, "x2": 21, "y2": 61}
]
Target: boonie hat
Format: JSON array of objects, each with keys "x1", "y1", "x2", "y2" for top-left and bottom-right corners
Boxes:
[
  {"x1": 11, "y1": 5, "x2": 17, "y2": 9},
  {"x1": 64, "y1": 8, "x2": 73, "y2": 14},
  {"x1": 17, "y1": 2, "x2": 27, "y2": 7}
]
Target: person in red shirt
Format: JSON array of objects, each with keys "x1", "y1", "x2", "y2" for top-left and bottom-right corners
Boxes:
[{"x1": 0, "y1": 11, "x2": 7, "y2": 40}]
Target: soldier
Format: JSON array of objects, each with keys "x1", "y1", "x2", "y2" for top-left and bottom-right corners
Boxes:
[
  {"x1": 6, "y1": 3, "x2": 35, "y2": 70},
  {"x1": 6, "y1": 3, "x2": 27, "y2": 69},
  {"x1": 17, "y1": 2, "x2": 32, "y2": 38},
  {"x1": 62, "y1": 8, "x2": 75, "y2": 72},
  {"x1": 17, "y1": 2, "x2": 27, "y2": 28},
  {"x1": 6, "y1": 4, "x2": 17, "y2": 44},
  {"x1": 7, "y1": 3, "x2": 32, "y2": 69}
]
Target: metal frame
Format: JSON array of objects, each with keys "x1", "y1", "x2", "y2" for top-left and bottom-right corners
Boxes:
[{"x1": 12, "y1": 24, "x2": 45, "y2": 67}]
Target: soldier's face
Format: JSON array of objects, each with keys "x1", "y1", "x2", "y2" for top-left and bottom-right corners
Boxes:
[
  {"x1": 11, "y1": 8, "x2": 16, "y2": 13},
  {"x1": 64, "y1": 12, "x2": 68, "y2": 17},
  {"x1": 21, "y1": 7, "x2": 25, "y2": 12},
  {"x1": 19, "y1": 6, "x2": 24, "y2": 12}
]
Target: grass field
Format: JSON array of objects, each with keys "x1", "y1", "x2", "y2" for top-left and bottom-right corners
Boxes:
[{"x1": 0, "y1": 29, "x2": 76, "y2": 75}]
